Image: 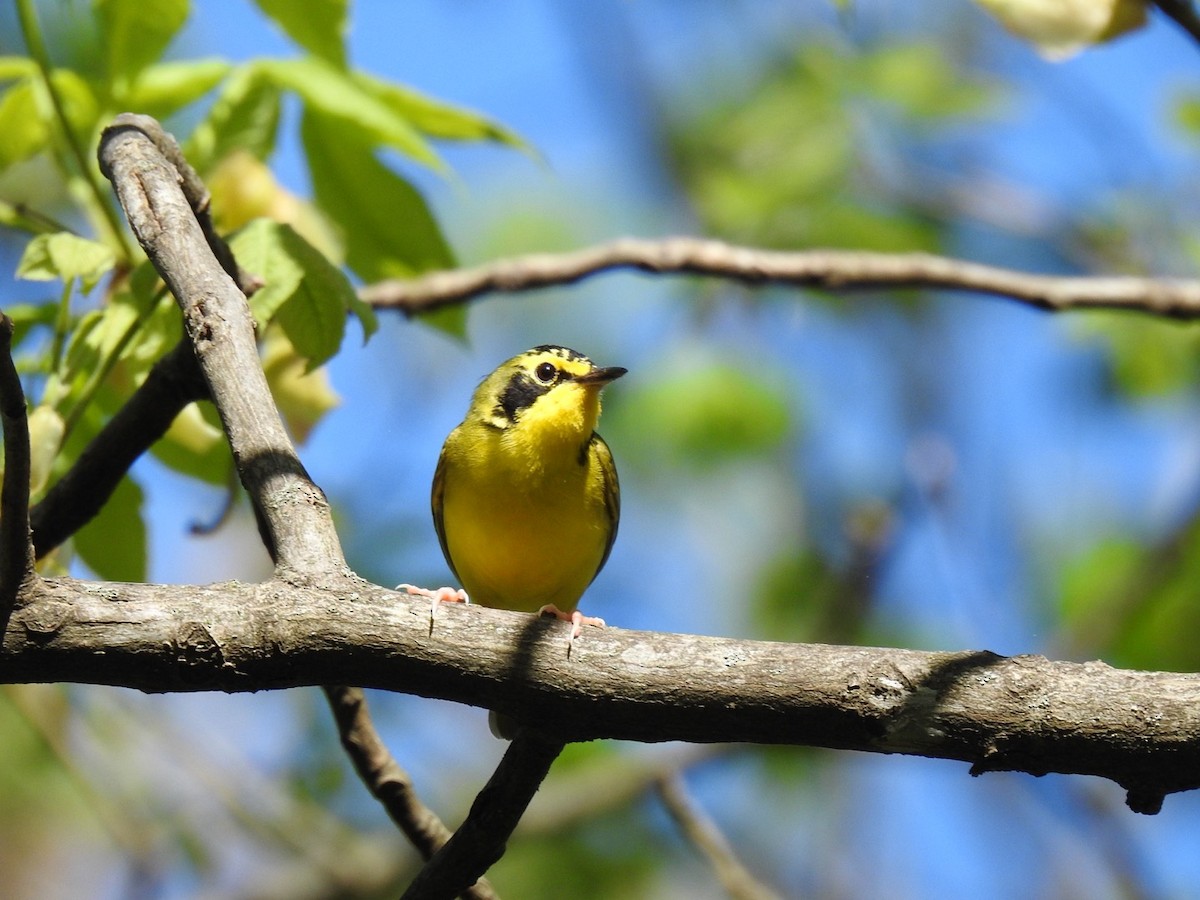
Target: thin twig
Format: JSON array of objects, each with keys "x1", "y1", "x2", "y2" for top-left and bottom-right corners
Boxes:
[
  {"x1": 322, "y1": 686, "x2": 499, "y2": 900},
  {"x1": 1153, "y1": 0, "x2": 1200, "y2": 47},
  {"x1": 0, "y1": 314, "x2": 34, "y2": 637},
  {"x1": 657, "y1": 773, "x2": 782, "y2": 900},
  {"x1": 359, "y1": 237, "x2": 1200, "y2": 320},
  {"x1": 401, "y1": 732, "x2": 565, "y2": 899}
]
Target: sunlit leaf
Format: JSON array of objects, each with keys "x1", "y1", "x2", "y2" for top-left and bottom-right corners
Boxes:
[
  {"x1": 253, "y1": 0, "x2": 347, "y2": 68},
  {"x1": 73, "y1": 474, "x2": 145, "y2": 581},
  {"x1": 123, "y1": 58, "x2": 232, "y2": 120},
  {"x1": 974, "y1": 0, "x2": 1146, "y2": 60},
  {"x1": 228, "y1": 218, "x2": 360, "y2": 365},
  {"x1": 354, "y1": 72, "x2": 529, "y2": 148},
  {"x1": 261, "y1": 58, "x2": 441, "y2": 169},
  {"x1": 151, "y1": 402, "x2": 230, "y2": 485},
  {"x1": 0, "y1": 79, "x2": 49, "y2": 171},
  {"x1": 184, "y1": 63, "x2": 281, "y2": 173},
  {"x1": 16, "y1": 233, "x2": 117, "y2": 293},
  {"x1": 27, "y1": 404, "x2": 64, "y2": 498},
  {"x1": 96, "y1": 0, "x2": 190, "y2": 87},
  {"x1": 207, "y1": 151, "x2": 341, "y2": 259},
  {"x1": 301, "y1": 110, "x2": 453, "y2": 282}
]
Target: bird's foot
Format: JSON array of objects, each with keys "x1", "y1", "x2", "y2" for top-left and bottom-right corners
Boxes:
[
  {"x1": 537, "y1": 604, "x2": 606, "y2": 641},
  {"x1": 398, "y1": 584, "x2": 469, "y2": 625}
]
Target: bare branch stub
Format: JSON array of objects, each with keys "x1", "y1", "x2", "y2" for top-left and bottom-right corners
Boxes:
[
  {"x1": 0, "y1": 313, "x2": 35, "y2": 636},
  {"x1": 97, "y1": 116, "x2": 345, "y2": 577},
  {"x1": 359, "y1": 237, "x2": 1200, "y2": 320}
]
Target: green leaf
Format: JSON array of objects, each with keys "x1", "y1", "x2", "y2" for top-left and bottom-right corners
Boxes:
[
  {"x1": 858, "y1": 44, "x2": 993, "y2": 120},
  {"x1": 301, "y1": 110, "x2": 454, "y2": 282},
  {"x1": 228, "y1": 218, "x2": 303, "y2": 327},
  {"x1": 253, "y1": 0, "x2": 347, "y2": 68},
  {"x1": 95, "y1": 0, "x2": 190, "y2": 88},
  {"x1": 228, "y1": 218, "x2": 358, "y2": 366},
  {"x1": 354, "y1": 72, "x2": 529, "y2": 148},
  {"x1": 123, "y1": 58, "x2": 232, "y2": 120},
  {"x1": 615, "y1": 361, "x2": 792, "y2": 470},
  {"x1": 261, "y1": 58, "x2": 442, "y2": 169},
  {"x1": 0, "y1": 80, "x2": 49, "y2": 170},
  {"x1": 73, "y1": 474, "x2": 145, "y2": 581},
  {"x1": 16, "y1": 233, "x2": 117, "y2": 293},
  {"x1": 4, "y1": 302, "x2": 59, "y2": 350},
  {"x1": 183, "y1": 64, "x2": 281, "y2": 173},
  {"x1": 27, "y1": 404, "x2": 65, "y2": 498},
  {"x1": 150, "y1": 401, "x2": 230, "y2": 485},
  {"x1": 0, "y1": 57, "x2": 38, "y2": 81}
]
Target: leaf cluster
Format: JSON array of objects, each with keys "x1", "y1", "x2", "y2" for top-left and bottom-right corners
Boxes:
[{"x1": 0, "y1": 0, "x2": 522, "y2": 578}]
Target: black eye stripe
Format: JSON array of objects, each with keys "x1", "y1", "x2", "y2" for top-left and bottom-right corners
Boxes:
[{"x1": 494, "y1": 371, "x2": 550, "y2": 423}]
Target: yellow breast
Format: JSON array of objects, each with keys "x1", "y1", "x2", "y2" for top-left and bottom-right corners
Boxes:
[{"x1": 437, "y1": 423, "x2": 613, "y2": 612}]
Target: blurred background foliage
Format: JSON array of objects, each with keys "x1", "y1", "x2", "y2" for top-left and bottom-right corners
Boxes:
[{"x1": 3, "y1": 1, "x2": 1200, "y2": 898}]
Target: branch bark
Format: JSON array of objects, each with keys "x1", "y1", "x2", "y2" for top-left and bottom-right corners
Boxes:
[
  {"x1": 98, "y1": 114, "x2": 344, "y2": 577},
  {"x1": 401, "y1": 732, "x2": 564, "y2": 900},
  {"x1": 322, "y1": 685, "x2": 499, "y2": 900},
  {"x1": 3, "y1": 577, "x2": 1198, "y2": 816},
  {"x1": 359, "y1": 237, "x2": 1200, "y2": 320},
  {"x1": 0, "y1": 314, "x2": 34, "y2": 637}
]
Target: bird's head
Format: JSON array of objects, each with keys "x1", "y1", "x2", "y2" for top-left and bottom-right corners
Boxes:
[{"x1": 471, "y1": 345, "x2": 626, "y2": 445}]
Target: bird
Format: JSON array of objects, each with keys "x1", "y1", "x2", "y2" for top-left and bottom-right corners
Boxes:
[{"x1": 402, "y1": 344, "x2": 624, "y2": 643}]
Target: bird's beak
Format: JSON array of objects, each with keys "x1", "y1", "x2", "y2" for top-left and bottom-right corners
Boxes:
[{"x1": 574, "y1": 365, "x2": 627, "y2": 386}]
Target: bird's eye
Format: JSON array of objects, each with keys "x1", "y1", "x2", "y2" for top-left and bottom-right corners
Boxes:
[{"x1": 535, "y1": 362, "x2": 557, "y2": 383}]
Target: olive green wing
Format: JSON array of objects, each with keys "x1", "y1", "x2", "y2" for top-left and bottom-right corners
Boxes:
[
  {"x1": 431, "y1": 447, "x2": 460, "y2": 582},
  {"x1": 590, "y1": 432, "x2": 620, "y2": 580}
]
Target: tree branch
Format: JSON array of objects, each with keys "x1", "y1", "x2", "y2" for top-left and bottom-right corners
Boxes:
[
  {"x1": 30, "y1": 338, "x2": 208, "y2": 558},
  {"x1": 358, "y1": 237, "x2": 1200, "y2": 320},
  {"x1": 322, "y1": 685, "x2": 499, "y2": 900},
  {"x1": 97, "y1": 114, "x2": 344, "y2": 577},
  {"x1": 657, "y1": 773, "x2": 781, "y2": 900},
  {"x1": 1153, "y1": 0, "x2": 1200, "y2": 48},
  {"x1": 401, "y1": 731, "x2": 564, "y2": 900},
  {"x1": 4, "y1": 578, "x2": 1199, "y2": 816},
  {"x1": 0, "y1": 314, "x2": 35, "y2": 638}
]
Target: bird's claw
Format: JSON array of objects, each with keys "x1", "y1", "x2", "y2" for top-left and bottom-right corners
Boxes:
[
  {"x1": 537, "y1": 604, "x2": 606, "y2": 642},
  {"x1": 398, "y1": 584, "x2": 469, "y2": 624}
]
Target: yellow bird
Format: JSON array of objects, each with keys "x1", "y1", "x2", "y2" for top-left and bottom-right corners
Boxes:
[{"x1": 404, "y1": 345, "x2": 624, "y2": 640}]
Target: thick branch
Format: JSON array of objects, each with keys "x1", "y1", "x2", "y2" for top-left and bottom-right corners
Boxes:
[
  {"x1": 97, "y1": 115, "x2": 344, "y2": 577},
  {"x1": 322, "y1": 685, "x2": 499, "y2": 900},
  {"x1": 359, "y1": 237, "x2": 1200, "y2": 320},
  {"x1": 30, "y1": 338, "x2": 207, "y2": 558},
  {"x1": 4, "y1": 577, "x2": 1199, "y2": 815},
  {"x1": 402, "y1": 732, "x2": 564, "y2": 900},
  {"x1": 0, "y1": 314, "x2": 34, "y2": 635}
]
